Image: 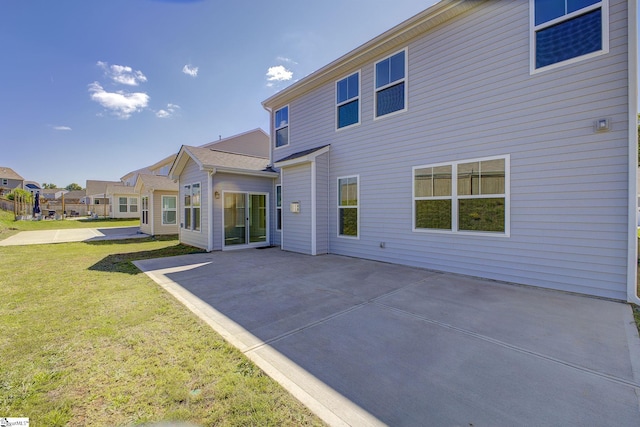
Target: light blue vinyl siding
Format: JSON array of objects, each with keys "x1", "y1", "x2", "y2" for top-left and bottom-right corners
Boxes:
[
  {"x1": 270, "y1": 0, "x2": 630, "y2": 299},
  {"x1": 178, "y1": 159, "x2": 209, "y2": 251},
  {"x1": 282, "y1": 164, "x2": 313, "y2": 255}
]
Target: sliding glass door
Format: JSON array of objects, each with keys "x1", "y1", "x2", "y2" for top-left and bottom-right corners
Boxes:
[{"x1": 224, "y1": 192, "x2": 268, "y2": 248}]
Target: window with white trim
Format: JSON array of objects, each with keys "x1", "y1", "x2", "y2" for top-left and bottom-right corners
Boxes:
[
  {"x1": 274, "y1": 106, "x2": 289, "y2": 148},
  {"x1": 413, "y1": 156, "x2": 508, "y2": 234},
  {"x1": 129, "y1": 197, "x2": 138, "y2": 213},
  {"x1": 375, "y1": 49, "x2": 406, "y2": 117},
  {"x1": 338, "y1": 176, "x2": 359, "y2": 238},
  {"x1": 119, "y1": 197, "x2": 128, "y2": 213},
  {"x1": 336, "y1": 71, "x2": 360, "y2": 129},
  {"x1": 1, "y1": 179, "x2": 7, "y2": 186},
  {"x1": 162, "y1": 195, "x2": 177, "y2": 225},
  {"x1": 141, "y1": 196, "x2": 149, "y2": 225},
  {"x1": 531, "y1": 0, "x2": 607, "y2": 71},
  {"x1": 276, "y1": 184, "x2": 282, "y2": 231},
  {"x1": 183, "y1": 183, "x2": 201, "y2": 231}
]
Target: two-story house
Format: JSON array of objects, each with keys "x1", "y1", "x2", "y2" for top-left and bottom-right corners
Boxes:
[
  {"x1": 262, "y1": 0, "x2": 638, "y2": 302},
  {"x1": 0, "y1": 166, "x2": 25, "y2": 196}
]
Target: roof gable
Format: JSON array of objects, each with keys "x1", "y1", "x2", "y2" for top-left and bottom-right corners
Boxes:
[{"x1": 0, "y1": 166, "x2": 24, "y2": 181}]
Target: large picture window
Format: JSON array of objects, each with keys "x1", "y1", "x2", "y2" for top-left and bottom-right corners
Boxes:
[
  {"x1": 413, "y1": 156, "x2": 509, "y2": 234},
  {"x1": 336, "y1": 72, "x2": 360, "y2": 129},
  {"x1": 162, "y1": 195, "x2": 177, "y2": 225},
  {"x1": 338, "y1": 176, "x2": 359, "y2": 238},
  {"x1": 531, "y1": 0, "x2": 607, "y2": 71},
  {"x1": 274, "y1": 106, "x2": 289, "y2": 148},
  {"x1": 375, "y1": 49, "x2": 406, "y2": 118}
]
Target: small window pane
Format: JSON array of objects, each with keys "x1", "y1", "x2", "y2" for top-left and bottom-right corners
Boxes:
[
  {"x1": 163, "y1": 196, "x2": 176, "y2": 209},
  {"x1": 339, "y1": 208, "x2": 358, "y2": 236},
  {"x1": 458, "y1": 198, "x2": 505, "y2": 232},
  {"x1": 376, "y1": 59, "x2": 390, "y2": 88},
  {"x1": 535, "y1": 0, "x2": 565, "y2": 25},
  {"x1": 276, "y1": 186, "x2": 282, "y2": 207},
  {"x1": 275, "y1": 127, "x2": 289, "y2": 147},
  {"x1": 389, "y1": 51, "x2": 405, "y2": 83},
  {"x1": 130, "y1": 204, "x2": 138, "y2": 213},
  {"x1": 193, "y1": 207, "x2": 201, "y2": 231},
  {"x1": 376, "y1": 82, "x2": 405, "y2": 117},
  {"x1": 129, "y1": 197, "x2": 137, "y2": 205},
  {"x1": 536, "y1": 9, "x2": 602, "y2": 68},
  {"x1": 275, "y1": 107, "x2": 288, "y2": 129},
  {"x1": 337, "y1": 79, "x2": 348, "y2": 104},
  {"x1": 480, "y1": 159, "x2": 505, "y2": 195},
  {"x1": 338, "y1": 100, "x2": 359, "y2": 128},
  {"x1": 184, "y1": 208, "x2": 191, "y2": 229},
  {"x1": 192, "y1": 184, "x2": 201, "y2": 207},
  {"x1": 458, "y1": 162, "x2": 480, "y2": 196},
  {"x1": 415, "y1": 166, "x2": 451, "y2": 197},
  {"x1": 568, "y1": 0, "x2": 599, "y2": 14},
  {"x1": 415, "y1": 200, "x2": 452, "y2": 230},
  {"x1": 119, "y1": 197, "x2": 127, "y2": 205},
  {"x1": 339, "y1": 177, "x2": 357, "y2": 206},
  {"x1": 119, "y1": 205, "x2": 127, "y2": 213},
  {"x1": 347, "y1": 73, "x2": 359, "y2": 99},
  {"x1": 164, "y1": 210, "x2": 177, "y2": 225}
]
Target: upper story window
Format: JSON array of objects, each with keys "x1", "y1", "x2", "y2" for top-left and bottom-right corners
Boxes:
[
  {"x1": 531, "y1": 0, "x2": 607, "y2": 72},
  {"x1": 274, "y1": 106, "x2": 289, "y2": 148},
  {"x1": 336, "y1": 71, "x2": 360, "y2": 129},
  {"x1": 375, "y1": 49, "x2": 407, "y2": 118}
]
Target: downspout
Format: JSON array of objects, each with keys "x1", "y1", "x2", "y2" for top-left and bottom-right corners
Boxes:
[
  {"x1": 311, "y1": 160, "x2": 317, "y2": 256},
  {"x1": 150, "y1": 190, "x2": 155, "y2": 236},
  {"x1": 208, "y1": 170, "x2": 214, "y2": 252},
  {"x1": 627, "y1": 0, "x2": 640, "y2": 304}
]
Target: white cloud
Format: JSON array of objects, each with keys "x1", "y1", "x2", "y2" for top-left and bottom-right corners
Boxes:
[
  {"x1": 97, "y1": 61, "x2": 147, "y2": 86},
  {"x1": 88, "y1": 82, "x2": 149, "y2": 119},
  {"x1": 276, "y1": 56, "x2": 298, "y2": 64},
  {"x1": 182, "y1": 64, "x2": 199, "y2": 77},
  {"x1": 53, "y1": 126, "x2": 72, "y2": 131},
  {"x1": 266, "y1": 65, "x2": 293, "y2": 87},
  {"x1": 156, "y1": 103, "x2": 180, "y2": 118}
]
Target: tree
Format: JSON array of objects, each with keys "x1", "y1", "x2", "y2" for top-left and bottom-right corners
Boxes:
[
  {"x1": 42, "y1": 183, "x2": 58, "y2": 189},
  {"x1": 65, "y1": 183, "x2": 83, "y2": 191}
]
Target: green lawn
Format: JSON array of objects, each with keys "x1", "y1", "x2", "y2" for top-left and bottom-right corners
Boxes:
[
  {"x1": 0, "y1": 209, "x2": 139, "y2": 240},
  {"x1": 0, "y1": 236, "x2": 324, "y2": 426}
]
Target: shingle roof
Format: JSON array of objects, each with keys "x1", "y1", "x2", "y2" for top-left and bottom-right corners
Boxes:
[
  {"x1": 136, "y1": 174, "x2": 178, "y2": 192},
  {"x1": 184, "y1": 146, "x2": 270, "y2": 171},
  {"x1": 275, "y1": 145, "x2": 331, "y2": 163},
  {"x1": 105, "y1": 184, "x2": 138, "y2": 195},
  {"x1": 0, "y1": 166, "x2": 24, "y2": 181}
]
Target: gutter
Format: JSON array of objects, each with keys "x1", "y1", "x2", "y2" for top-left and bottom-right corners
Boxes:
[{"x1": 627, "y1": 0, "x2": 639, "y2": 304}]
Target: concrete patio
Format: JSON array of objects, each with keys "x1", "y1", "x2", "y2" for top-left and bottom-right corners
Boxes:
[{"x1": 134, "y1": 248, "x2": 640, "y2": 426}]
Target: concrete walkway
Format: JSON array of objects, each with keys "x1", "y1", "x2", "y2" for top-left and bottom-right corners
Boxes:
[
  {"x1": 134, "y1": 248, "x2": 640, "y2": 426},
  {"x1": 0, "y1": 226, "x2": 145, "y2": 246}
]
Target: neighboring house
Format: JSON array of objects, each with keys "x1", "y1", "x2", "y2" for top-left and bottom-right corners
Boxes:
[
  {"x1": 24, "y1": 181, "x2": 41, "y2": 195},
  {"x1": 134, "y1": 174, "x2": 179, "y2": 236},
  {"x1": 105, "y1": 184, "x2": 139, "y2": 219},
  {"x1": 262, "y1": 0, "x2": 638, "y2": 302},
  {"x1": 63, "y1": 190, "x2": 86, "y2": 204},
  {"x1": 0, "y1": 166, "x2": 24, "y2": 196},
  {"x1": 147, "y1": 153, "x2": 178, "y2": 176},
  {"x1": 121, "y1": 166, "x2": 152, "y2": 187},
  {"x1": 41, "y1": 188, "x2": 67, "y2": 201},
  {"x1": 85, "y1": 180, "x2": 120, "y2": 206},
  {"x1": 169, "y1": 129, "x2": 276, "y2": 251}
]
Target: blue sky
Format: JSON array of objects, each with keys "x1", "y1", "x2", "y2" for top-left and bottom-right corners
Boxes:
[{"x1": 0, "y1": 0, "x2": 438, "y2": 187}]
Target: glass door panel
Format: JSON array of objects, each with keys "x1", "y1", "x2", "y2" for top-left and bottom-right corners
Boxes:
[
  {"x1": 224, "y1": 192, "x2": 246, "y2": 246},
  {"x1": 249, "y1": 194, "x2": 267, "y2": 243}
]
